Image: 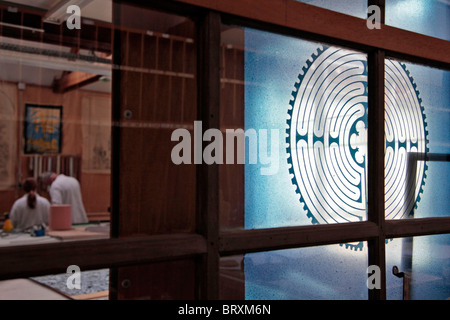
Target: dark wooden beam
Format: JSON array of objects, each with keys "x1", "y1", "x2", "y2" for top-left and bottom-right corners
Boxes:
[
  {"x1": 219, "y1": 221, "x2": 380, "y2": 256},
  {"x1": 0, "y1": 233, "x2": 206, "y2": 281},
  {"x1": 385, "y1": 217, "x2": 450, "y2": 239},
  {"x1": 52, "y1": 71, "x2": 101, "y2": 93},
  {"x1": 108, "y1": 0, "x2": 123, "y2": 300},
  {"x1": 2, "y1": 217, "x2": 448, "y2": 281},
  {"x1": 367, "y1": 49, "x2": 386, "y2": 300},
  {"x1": 173, "y1": 0, "x2": 450, "y2": 69},
  {"x1": 196, "y1": 11, "x2": 221, "y2": 300}
]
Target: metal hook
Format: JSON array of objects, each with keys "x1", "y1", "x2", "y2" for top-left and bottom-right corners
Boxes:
[
  {"x1": 392, "y1": 265, "x2": 404, "y2": 278},
  {"x1": 392, "y1": 266, "x2": 410, "y2": 300}
]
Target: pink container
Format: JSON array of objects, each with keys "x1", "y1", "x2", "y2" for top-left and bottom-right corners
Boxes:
[{"x1": 49, "y1": 205, "x2": 72, "y2": 230}]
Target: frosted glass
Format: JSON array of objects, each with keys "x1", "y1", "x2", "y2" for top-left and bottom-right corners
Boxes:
[
  {"x1": 386, "y1": 234, "x2": 450, "y2": 300},
  {"x1": 242, "y1": 28, "x2": 370, "y2": 231},
  {"x1": 384, "y1": 60, "x2": 450, "y2": 219},
  {"x1": 386, "y1": 0, "x2": 450, "y2": 41},
  {"x1": 244, "y1": 244, "x2": 368, "y2": 300}
]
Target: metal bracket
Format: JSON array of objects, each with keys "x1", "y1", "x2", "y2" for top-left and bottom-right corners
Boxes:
[{"x1": 393, "y1": 266, "x2": 411, "y2": 300}]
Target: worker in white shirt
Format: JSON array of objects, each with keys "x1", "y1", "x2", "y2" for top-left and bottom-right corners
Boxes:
[
  {"x1": 40, "y1": 172, "x2": 89, "y2": 224},
  {"x1": 9, "y1": 177, "x2": 50, "y2": 231}
]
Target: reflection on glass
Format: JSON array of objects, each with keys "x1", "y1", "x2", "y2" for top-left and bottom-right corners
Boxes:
[
  {"x1": 0, "y1": 2, "x2": 111, "y2": 245},
  {"x1": 387, "y1": 234, "x2": 450, "y2": 300},
  {"x1": 0, "y1": 266, "x2": 108, "y2": 300},
  {"x1": 385, "y1": 60, "x2": 449, "y2": 219},
  {"x1": 23, "y1": 268, "x2": 108, "y2": 300},
  {"x1": 386, "y1": 0, "x2": 450, "y2": 41},
  {"x1": 220, "y1": 244, "x2": 369, "y2": 300},
  {"x1": 219, "y1": 25, "x2": 245, "y2": 230},
  {"x1": 114, "y1": 3, "x2": 197, "y2": 235}
]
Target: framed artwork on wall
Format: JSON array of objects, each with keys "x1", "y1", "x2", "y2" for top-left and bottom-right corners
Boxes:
[
  {"x1": 24, "y1": 104, "x2": 62, "y2": 154},
  {"x1": 81, "y1": 95, "x2": 111, "y2": 173}
]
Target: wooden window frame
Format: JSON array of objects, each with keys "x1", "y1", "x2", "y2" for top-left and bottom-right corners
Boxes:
[{"x1": 0, "y1": 0, "x2": 449, "y2": 301}]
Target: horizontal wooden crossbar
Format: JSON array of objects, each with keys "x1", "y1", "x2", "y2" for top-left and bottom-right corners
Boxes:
[
  {"x1": 1, "y1": 217, "x2": 449, "y2": 279},
  {"x1": 171, "y1": 0, "x2": 450, "y2": 69},
  {"x1": 219, "y1": 218, "x2": 450, "y2": 256},
  {"x1": 0, "y1": 233, "x2": 206, "y2": 280},
  {"x1": 219, "y1": 221, "x2": 380, "y2": 256},
  {"x1": 385, "y1": 217, "x2": 450, "y2": 239}
]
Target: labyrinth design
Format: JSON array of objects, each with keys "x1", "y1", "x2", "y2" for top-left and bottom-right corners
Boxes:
[{"x1": 286, "y1": 46, "x2": 428, "y2": 250}]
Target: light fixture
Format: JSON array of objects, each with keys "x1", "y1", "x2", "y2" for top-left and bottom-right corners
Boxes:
[
  {"x1": 44, "y1": 0, "x2": 94, "y2": 25},
  {"x1": 0, "y1": 22, "x2": 44, "y2": 33}
]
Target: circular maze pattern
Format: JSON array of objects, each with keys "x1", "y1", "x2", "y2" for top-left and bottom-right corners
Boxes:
[{"x1": 286, "y1": 46, "x2": 428, "y2": 250}]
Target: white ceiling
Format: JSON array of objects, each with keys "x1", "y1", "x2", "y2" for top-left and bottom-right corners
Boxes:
[
  {"x1": 0, "y1": 0, "x2": 112, "y2": 92},
  {"x1": 0, "y1": 0, "x2": 202, "y2": 93}
]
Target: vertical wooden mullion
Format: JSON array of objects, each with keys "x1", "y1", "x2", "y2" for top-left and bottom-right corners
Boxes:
[
  {"x1": 109, "y1": 0, "x2": 122, "y2": 300},
  {"x1": 168, "y1": 38, "x2": 173, "y2": 121},
  {"x1": 196, "y1": 11, "x2": 221, "y2": 300},
  {"x1": 232, "y1": 48, "x2": 237, "y2": 121},
  {"x1": 367, "y1": 0, "x2": 387, "y2": 301},
  {"x1": 139, "y1": 33, "x2": 144, "y2": 118},
  {"x1": 367, "y1": 48, "x2": 386, "y2": 300},
  {"x1": 152, "y1": 36, "x2": 159, "y2": 120},
  {"x1": 181, "y1": 40, "x2": 186, "y2": 121}
]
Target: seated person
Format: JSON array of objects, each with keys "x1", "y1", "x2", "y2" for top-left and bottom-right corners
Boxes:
[
  {"x1": 40, "y1": 172, "x2": 89, "y2": 224},
  {"x1": 9, "y1": 178, "x2": 50, "y2": 231}
]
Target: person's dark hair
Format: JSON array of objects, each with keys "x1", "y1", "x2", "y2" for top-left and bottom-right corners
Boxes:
[
  {"x1": 23, "y1": 178, "x2": 37, "y2": 209},
  {"x1": 39, "y1": 172, "x2": 54, "y2": 186}
]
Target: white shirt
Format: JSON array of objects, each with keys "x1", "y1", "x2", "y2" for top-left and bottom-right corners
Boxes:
[
  {"x1": 49, "y1": 174, "x2": 89, "y2": 224},
  {"x1": 10, "y1": 193, "x2": 50, "y2": 231}
]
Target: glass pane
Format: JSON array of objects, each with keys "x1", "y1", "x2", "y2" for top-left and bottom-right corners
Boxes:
[
  {"x1": 0, "y1": 2, "x2": 111, "y2": 244},
  {"x1": 31, "y1": 268, "x2": 109, "y2": 300},
  {"x1": 115, "y1": 3, "x2": 197, "y2": 235},
  {"x1": 296, "y1": 0, "x2": 368, "y2": 19},
  {"x1": 109, "y1": 2, "x2": 197, "y2": 300},
  {"x1": 220, "y1": 26, "x2": 369, "y2": 230},
  {"x1": 386, "y1": 234, "x2": 450, "y2": 300},
  {"x1": 220, "y1": 243, "x2": 369, "y2": 299},
  {"x1": 386, "y1": 0, "x2": 450, "y2": 41},
  {"x1": 384, "y1": 60, "x2": 449, "y2": 219},
  {"x1": 115, "y1": 260, "x2": 196, "y2": 300},
  {"x1": 0, "y1": 268, "x2": 109, "y2": 300}
]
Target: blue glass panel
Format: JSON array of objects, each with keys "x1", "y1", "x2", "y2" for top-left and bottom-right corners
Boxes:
[
  {"x1": 385, "y1": 60, "x2": 450, "y2": 219},
  {"x1": 240, "y1": 27, "x2": 449, "y2": 232},
  {"x1": 386, "y1": 234, "x2": 450, "y2": 300},
  {"x1": 243, "y1": 28, "x2": 370, "y2": 230},
  {"x1": 386, "y1": 0, "x2": 450, "y2": 41},
  {"x1": 244, "y1": 244, "x2": 369, "y2": 299}
]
